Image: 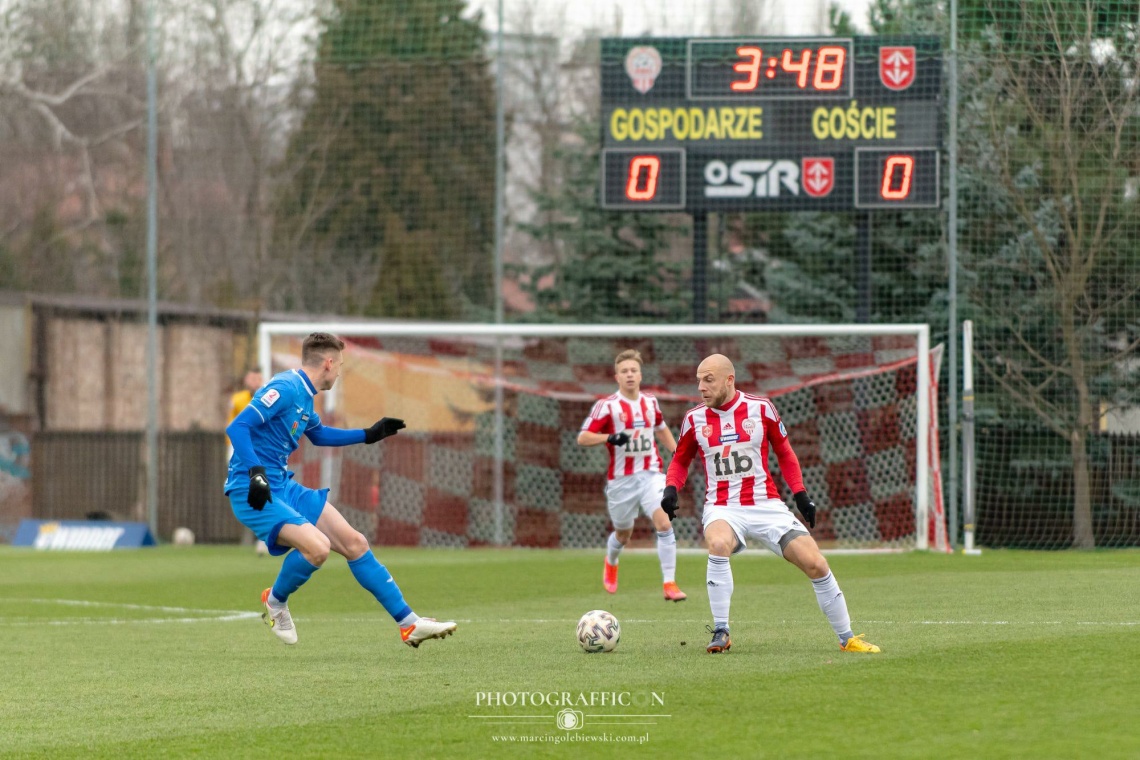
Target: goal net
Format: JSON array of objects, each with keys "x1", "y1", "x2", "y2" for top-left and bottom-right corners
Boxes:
[{"x1": 260, "y1": 323, "x2": 948, "y2": 552}]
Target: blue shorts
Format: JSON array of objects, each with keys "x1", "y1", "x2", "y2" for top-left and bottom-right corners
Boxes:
[{"x1": 227, "y1": 478, "x2": 329, "y2": 556}]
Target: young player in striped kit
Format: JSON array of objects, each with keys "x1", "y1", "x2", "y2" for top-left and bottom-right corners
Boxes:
[
  {"x1": 662, "y1": 353, "x2": 881, "y2": 654},
  {"x1": 577, "y1": 350, "x2": 688, "y2": 602}
]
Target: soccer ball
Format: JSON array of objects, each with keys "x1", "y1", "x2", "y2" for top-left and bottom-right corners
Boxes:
[
  {"x1": 577, "y1": 610, "x2": 620, "y2": 653},
  {"x1": 171, "y1": 527, "x2": 195, "y2": 546}
]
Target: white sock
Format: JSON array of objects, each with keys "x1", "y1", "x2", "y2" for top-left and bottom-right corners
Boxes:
[
  {"x1": 811, "y1": 571, "x2": 853, "y2": 643},
  {"x1": 267, "y1": 591, "x2": 285, "y2": 608},
  {"x1": 606, "y1": 532, "x2": 623, "y2": 565},
  {"x1": 656, "y1": 528, "x2": 677, "y2": 583},
  {"x1": 398, "y1": 612, "x2": 420, "y2": 627},
  {"x1": 706, "y1": 555, "x2": 733, "y2": 627}
]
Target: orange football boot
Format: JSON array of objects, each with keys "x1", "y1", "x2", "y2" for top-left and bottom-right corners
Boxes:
[{"x1": 603, "y1": 559, "x2": 618, "y2": 594}]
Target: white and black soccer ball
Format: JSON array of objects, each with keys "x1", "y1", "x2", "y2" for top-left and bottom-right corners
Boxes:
[{"x1": 577, "y1": 609, "x2": 620, "y2": 653}]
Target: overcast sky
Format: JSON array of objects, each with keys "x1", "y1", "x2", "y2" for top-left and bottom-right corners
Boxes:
[{"x1": 470, "y1": 0, "x2": 874, "y2": 38}]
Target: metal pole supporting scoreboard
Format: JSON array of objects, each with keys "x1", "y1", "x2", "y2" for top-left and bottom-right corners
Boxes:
[{"x1": 599, "y1": 36, "x2": 943, "y2": 321}]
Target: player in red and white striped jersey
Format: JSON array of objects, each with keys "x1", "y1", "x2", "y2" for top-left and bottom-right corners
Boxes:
[
  {"x1": 662, "y1": 353, "x2": 881, "y2": 654},
  {"x1": 578, "y1": 350, "x2": 687, "y2": 602}
]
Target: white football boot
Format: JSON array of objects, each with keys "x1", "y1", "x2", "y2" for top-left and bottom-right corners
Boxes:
[
  {"x1": 399, "y1": 617, "x2": 457, "y2": 648},
  {"x1": 261, "y1": 588, "x2": 298, "y2": 645}
]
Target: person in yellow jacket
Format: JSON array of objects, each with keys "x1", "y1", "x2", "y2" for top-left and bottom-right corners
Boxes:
[
  {"x1": 228, "y1": 370, "x2": 265, "y2": 553},
  {"x1": 229, "y1": 370, "x2": 264, "y2": 426}
]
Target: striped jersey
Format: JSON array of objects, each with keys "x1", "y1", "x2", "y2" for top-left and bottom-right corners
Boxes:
[
  {"x1": 581, "y1": 392, "x2": 668, "y2": 480},
  {"x1": 666, "y1": 390, "x2": 805, "y2": 508}
]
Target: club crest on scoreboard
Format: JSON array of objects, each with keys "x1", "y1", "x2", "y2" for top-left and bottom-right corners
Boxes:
[
  {"x1": 879, "y1": 46, "x2": 916, "y2": 91},
  {"x1": 625, "y1": 46, "x2": 663, "y2": 94},
  {"x1": 802, "y1": 157, "x2": 835, "y2": 198}
]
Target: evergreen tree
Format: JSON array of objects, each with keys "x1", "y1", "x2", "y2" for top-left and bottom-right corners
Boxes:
[
  {"x1": 518, "y1": 118, "x2": 689, "y2": 323},
  {"x1": 272, "y1": 0, "x2": 497, "y2": 318}
]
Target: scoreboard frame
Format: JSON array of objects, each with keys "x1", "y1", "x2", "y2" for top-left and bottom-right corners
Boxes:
[{"x1": 600, "y1": 36, "x2": 943, "y2": 212}]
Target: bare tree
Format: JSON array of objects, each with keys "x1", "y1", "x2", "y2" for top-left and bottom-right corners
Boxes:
[
  {"x1": 0, "y1": 0, "x2": 145, "y2": 295},
  {"x1": 160, "y1": 0, "x2": 322, "y2": 316},
  {"x1": 703, "y1": 0, "x2": 782, "y2": 36}
]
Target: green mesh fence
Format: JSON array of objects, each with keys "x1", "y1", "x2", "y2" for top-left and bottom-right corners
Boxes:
[{"x1": 0, "y1": 0, "x2": 1138, "y2": 548}]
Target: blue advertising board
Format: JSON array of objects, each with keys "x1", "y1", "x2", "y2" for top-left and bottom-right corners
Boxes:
[{"x1": 13, "y1": 520, "x2": 156, "y2": 550}]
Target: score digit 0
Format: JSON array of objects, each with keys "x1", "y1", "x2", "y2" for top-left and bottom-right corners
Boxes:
[
  {"x1": 626, "y1": 155, "x2": 661, "y2": 200},
  {"x1": 881, "y1": 154, "x2": 914, "y2": 199}
]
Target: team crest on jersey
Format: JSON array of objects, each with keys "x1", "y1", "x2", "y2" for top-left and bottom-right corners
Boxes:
[
  {"x1": 290, "y1": 421, "x2": 299, "y2": 437},
  {"x1": 261, "y1": 389, "x2": 280, "y2": 407},
  {"x1": 742, "y1": 418, "x2": 756, "y2": 433}
]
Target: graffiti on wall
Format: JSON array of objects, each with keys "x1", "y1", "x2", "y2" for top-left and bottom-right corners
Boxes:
[{"x1": 0, "y1": 431, "x2": 31, "y2": 538}]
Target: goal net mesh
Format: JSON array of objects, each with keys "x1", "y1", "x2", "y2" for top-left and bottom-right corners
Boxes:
[{"x1": 271, "y1": 329, "x2": 945, "y2": 551}]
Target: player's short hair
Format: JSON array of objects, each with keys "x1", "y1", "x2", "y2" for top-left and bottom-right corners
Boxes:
[
  {"x1": 614, "y1": 349, "x2": 643, "y2": 368},
  {"x1": 302, "y1": 332, "x2": 345, "y2": 366}
]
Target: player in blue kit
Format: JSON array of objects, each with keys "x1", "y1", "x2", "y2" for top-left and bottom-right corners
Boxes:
[{"x1": 225, "y1": 332, "x2": 456, "y2": 648}]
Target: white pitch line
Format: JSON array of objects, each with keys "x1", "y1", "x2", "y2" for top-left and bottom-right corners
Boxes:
[
  {"x1": 0, "y1": 597, "x2": 260, "y2": 625},
  {"x1": 0, "y1": 597, "x2": 252, "y2": 615},
  {"x1": 0, "y1": 614, "x2": 261, "y2": 626},
  {"x1": 6, "y1": 600, "x2": 1134, "y2": 629},
  {"x1": 294, "y1": 616, "x2": 1140, "y2": 627}
]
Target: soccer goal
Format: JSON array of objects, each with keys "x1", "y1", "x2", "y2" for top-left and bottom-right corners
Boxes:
[{"x1": 258, "y1": 322, "x2": 948, "y2": 552}]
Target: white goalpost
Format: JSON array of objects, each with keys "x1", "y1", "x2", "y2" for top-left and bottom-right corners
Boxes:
[{"x1": 259, "y1": 322, "x2": 947, "y2": 552}]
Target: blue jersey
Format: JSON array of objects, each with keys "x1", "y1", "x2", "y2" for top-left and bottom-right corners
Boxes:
[{"x1": 225, "y1": 369, "x2": 320, "y2": 492}]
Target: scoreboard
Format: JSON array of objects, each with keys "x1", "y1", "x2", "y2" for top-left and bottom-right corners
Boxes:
[{"x1": 600, "y1": 36, "x2": 942, "y2": 211}]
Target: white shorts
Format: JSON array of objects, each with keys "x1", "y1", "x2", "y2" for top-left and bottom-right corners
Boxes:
[
  {"x1": 604, "y1": 471, "x2": 666, "y2": 530},
  {"x1": 702, "y1": 499, "x2": 808, "y2": 558}
]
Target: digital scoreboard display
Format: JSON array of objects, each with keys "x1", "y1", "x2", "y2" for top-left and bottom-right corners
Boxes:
[{"x1": 600, "y1": 36, "x2": 942, "y2": 211}]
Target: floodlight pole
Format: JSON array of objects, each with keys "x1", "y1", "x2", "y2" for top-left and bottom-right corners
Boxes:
[
  {"x1": 144, "y1": 0, "x2": 160, "y2": 539},
  {"x1": 947, "y1": 0, "x2": 961, "y2": 551},
  {"x1": 692, "y1": 211, "x2": 708, "y2": 323},
  {"x1": 855, "y1": 211, "x2": 872, "y2": 323},
  {"x1": 491, "y1": 0, "x2": 507, "y2": 545}
]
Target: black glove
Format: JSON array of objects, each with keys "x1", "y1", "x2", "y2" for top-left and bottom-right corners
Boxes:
[
  {"x1": 248, "y1": 466, "x2": 272, "y2": 511},
  {"x1": 793, "y1": 490, "x2": 816, "y2": 529},
  {"x1": 606, "y1": 432, "x2": 630, "y2": 447},
  {"x1": 364, "y1": 417, "x2": 406, "y2": 444},
  {"x1": 660, "y1": 485, "x2": 678, "y2": 521}
]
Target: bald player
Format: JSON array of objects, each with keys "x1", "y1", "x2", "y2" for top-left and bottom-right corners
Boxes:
[{"x1": 661, "y1": 354, "x2": 881, "y2": 654}]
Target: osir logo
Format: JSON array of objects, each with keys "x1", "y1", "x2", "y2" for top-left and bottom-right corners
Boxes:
[{"x1": 704, "y1": 159, "x2": 800, "y2": 199}]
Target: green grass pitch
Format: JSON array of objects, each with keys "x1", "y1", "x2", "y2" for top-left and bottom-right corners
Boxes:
[{"x1": 1, "y1": 546, "x2": 1138, "y2": 758}]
